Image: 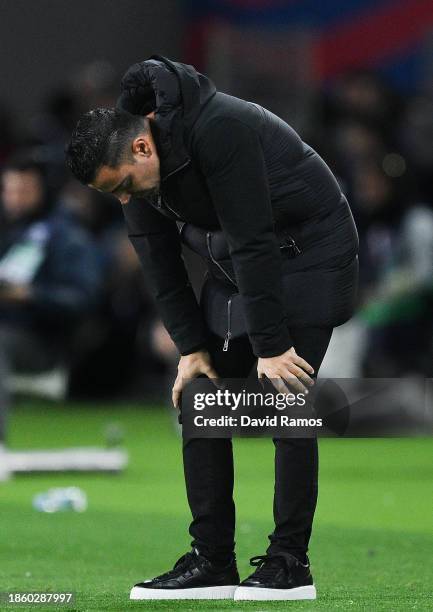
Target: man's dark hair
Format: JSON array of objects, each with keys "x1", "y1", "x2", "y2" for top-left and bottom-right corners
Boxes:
[{"x1": 65, "y1": 108, "x2": 147, "y2": 184}]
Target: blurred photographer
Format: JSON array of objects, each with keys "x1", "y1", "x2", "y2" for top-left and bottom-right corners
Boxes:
[{"x1": 0, "y1": 153, "x2": 102, "y2": 443}]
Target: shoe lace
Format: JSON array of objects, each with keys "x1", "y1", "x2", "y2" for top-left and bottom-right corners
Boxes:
[
  {"x1": 249, "y1": 552, "x2": 300, "y2": 580},
  {"x1": 153, "y1": 550, "x2": 200, "y2": 581}
]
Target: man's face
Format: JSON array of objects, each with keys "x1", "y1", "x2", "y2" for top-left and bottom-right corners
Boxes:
[
  {"x1": 90, "y1": 133, "x2": 160, "y2": 205},
  {"x1": 1, "y1": 169, "x2": 44, "y2": 220}
]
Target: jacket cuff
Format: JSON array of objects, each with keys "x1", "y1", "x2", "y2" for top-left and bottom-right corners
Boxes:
[
  {"x1": 180, "y1": 339, "x2": 211, "y2": 356},
  {"x1": 252, "y1": 327, "x2": 294, "y2": 358}
]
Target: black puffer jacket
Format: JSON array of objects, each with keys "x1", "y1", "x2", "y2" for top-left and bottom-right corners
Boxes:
[{"x1": 118, "y1": 55, "x2": 359, "y2": 358}]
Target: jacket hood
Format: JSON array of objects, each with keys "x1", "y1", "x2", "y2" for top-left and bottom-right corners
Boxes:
[{"x1": 117, "y1": 55, "x2": 217, "y2": 179}]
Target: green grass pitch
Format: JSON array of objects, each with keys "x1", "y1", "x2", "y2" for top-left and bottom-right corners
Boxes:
[{"x1": 1, "y1": 402, "x2": 432, "y2": 611}]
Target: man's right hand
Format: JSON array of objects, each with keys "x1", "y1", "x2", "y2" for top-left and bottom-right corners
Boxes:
[{"x1": 172, "y1": 350, "x2": 220, "y2": 410}]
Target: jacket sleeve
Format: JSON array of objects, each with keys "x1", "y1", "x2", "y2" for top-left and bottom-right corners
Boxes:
[
  {"x1": 194, "y1": 117, "x2": 293, "y2": 358},
  {"x1": 122, "y1": 197, "x2": 211, "y2": 356}
]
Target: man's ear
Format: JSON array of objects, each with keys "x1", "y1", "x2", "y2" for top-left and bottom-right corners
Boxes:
[{"x1": 132, "y1": 136, "x2": 151, "y2": 157}]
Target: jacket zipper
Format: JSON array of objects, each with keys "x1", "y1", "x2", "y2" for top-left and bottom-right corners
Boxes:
[
  {"x1": 279, "y1": 233, "x2": 301, "y2": 256},
  {"x1": 156, "y1": 158, "x2": 191, "y2": 218},
  {"x1": 157, "y1": 193, "x2": 181, "y2": 218},
  {"x1": 223, "y1": 294, "x2": 236, "y2": 351},
  {"x1": 206, "y1": 232, "x2": 237, "y2": 287},
  {"x1": 161, "y1": 158, "x2": 191, "y2": 182}
]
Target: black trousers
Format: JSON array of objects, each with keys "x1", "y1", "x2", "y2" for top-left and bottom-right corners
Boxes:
[{"x1": 181, "y1": 324, "x2": 333, "y2": 563}]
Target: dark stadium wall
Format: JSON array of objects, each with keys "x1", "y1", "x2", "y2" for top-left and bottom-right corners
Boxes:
[{"x1": 0, "y1": 0, "x2": 181, "y2": 115}]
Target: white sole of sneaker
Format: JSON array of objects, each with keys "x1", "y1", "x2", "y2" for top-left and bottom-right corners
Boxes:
[
  {"x1": 130, "y1": 585, "x2": 238, "y2": 600},
  {"x1": 234, "y1": 584, "x2": 317, "y2": 601}
]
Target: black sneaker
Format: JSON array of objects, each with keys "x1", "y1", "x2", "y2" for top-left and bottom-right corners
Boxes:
[
  {"x1": 130, "y1": 548, "x2": 239, "y2": 600},
  {"x1": 234, "y1": 552, "x2": 316, "y2": 601}
]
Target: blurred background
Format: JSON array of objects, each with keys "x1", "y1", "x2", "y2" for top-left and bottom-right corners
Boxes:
[
  {"x1": 0, "y1": 0, "x2": 433, "y2": 439},
  {"x1": 1, "y1": 0, "x2": 433, "y2": 414},
  {"x1": 2, "y1": 0, "x2": 433, "y2": 415},
  {"x1": 1, "y1": 2, "x2": 433, "y2": 607}
]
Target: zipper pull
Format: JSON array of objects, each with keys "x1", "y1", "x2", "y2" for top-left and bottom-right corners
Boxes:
[
  {"x1": 291, "y1": 239, "x2": 301, "y2": 256},
  {"x1": 223, "y1": 331, "x2": 231, "y2": 352},
  {"x1": 223, "y1": 296, "x2": 233, "y2": 352},
  {"x1": 156, "y1": 194, "x2": 162, "y2": 208}
]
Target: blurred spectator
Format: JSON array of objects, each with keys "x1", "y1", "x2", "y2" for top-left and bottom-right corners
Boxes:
[
  {"x1": 322, "y1": 69, "x2": 403, "y2": 138},
  {"x1": 343, "y1": 155, "x2": 432, "y2": 376},
  {"x1": 323, "y1": 120, "x2": 387, "y2": 187},
  {"x1": 350, "y1": 159, "x2": 410, "y2": 293},
  {"x1": 314, "y1": 69, "x2": 404, "y2": 187},
  {"x1": 0, "y1": 152, "x2": 103, "y2": 441},
  {"x1": 310, "y1": 68, "x2": 433, "y2": 379},
  {"x1": 358, "y1": 201, "x2": 433, "y2": 377}
]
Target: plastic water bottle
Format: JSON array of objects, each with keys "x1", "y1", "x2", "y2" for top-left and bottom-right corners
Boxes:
[
  {"x1": 32, "y1": 487, "x2": 88, "y2": 513},
  {"x1": 104, "y1": 422, "x2": 125, "y2": 447}
]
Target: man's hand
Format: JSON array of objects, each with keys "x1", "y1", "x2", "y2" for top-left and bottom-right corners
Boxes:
[
  {"x1": 257, "y1": 347, "x2": 315, "y2": 395},
  {"x1": 172, "y1": 349, "x2": 220, "y2": 409}
]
